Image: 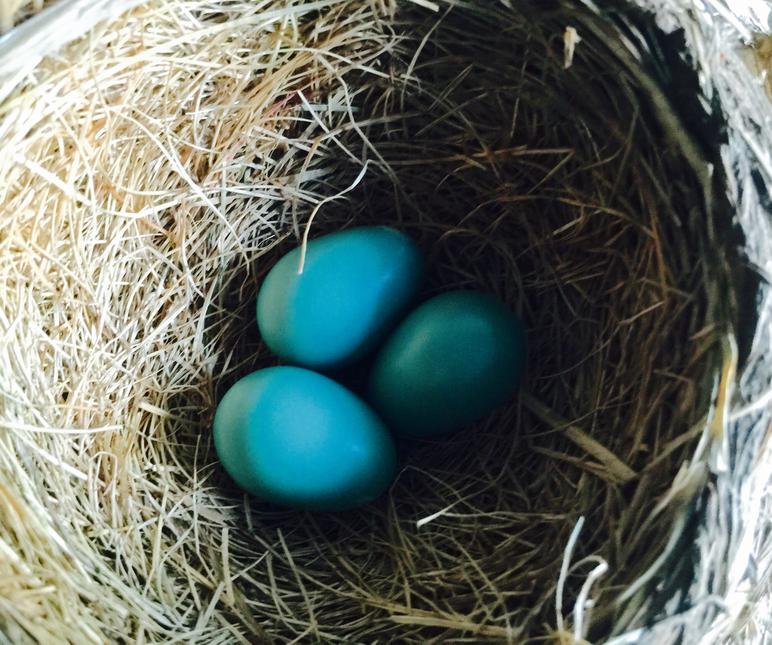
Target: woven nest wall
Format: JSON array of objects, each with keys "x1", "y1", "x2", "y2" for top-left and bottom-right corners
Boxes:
[{"x1": 0, "y1": 1, "x2": 770, "y2": 644}]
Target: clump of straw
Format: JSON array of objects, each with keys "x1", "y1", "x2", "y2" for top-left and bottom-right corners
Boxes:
[{"x1": 0, "y1": 1, "x2": 767, "y2": 643}]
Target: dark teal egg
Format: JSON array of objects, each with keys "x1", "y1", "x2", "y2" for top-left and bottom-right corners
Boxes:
[
  {"x1": 257, "y1": 226, "x2": 423, "y2": 369},
  {"x1": 368, "y1": 290, "x2": 526, "y2": 439},
  {"x1": 213, "y1": 367, "x2": 397, "y2": 511}
]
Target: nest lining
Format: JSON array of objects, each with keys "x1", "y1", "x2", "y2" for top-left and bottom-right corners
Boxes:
[{"x1": 0, "y1": 1, "x2": 742, "y2": 643}]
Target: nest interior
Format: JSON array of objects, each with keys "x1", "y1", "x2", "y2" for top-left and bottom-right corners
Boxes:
[{"x1": 0, "y1": 1, "x2": 732, "y2": 643}]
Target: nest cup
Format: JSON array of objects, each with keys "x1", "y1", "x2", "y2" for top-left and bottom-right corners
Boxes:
[{"x1": 1, "y1": 1, "x2": 770, "y2": 643}]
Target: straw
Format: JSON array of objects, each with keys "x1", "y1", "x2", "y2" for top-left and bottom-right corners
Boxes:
[{"x1": 0, "y1": 0, "x2": 769, "y2": 643}]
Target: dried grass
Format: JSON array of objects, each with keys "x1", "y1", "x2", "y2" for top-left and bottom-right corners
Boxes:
[
  {"x1": 0, "y1": 0, "x2": 765, "y2": 643},
  {"x1": 0, "y1": 0, "x2": 44, "y2": 32}
]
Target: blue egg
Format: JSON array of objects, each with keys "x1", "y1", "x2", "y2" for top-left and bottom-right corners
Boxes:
[
  {"x1": 213, "y1": 366, "x2": 397, "y2": 511},
  {"x1": 368, "y1": 290, "x2": 526, "y2": 439},
  {"x1": 257, "y1": 226, "x2": 423, "y2": 369}
]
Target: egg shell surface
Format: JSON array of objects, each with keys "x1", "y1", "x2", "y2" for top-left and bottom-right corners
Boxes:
[
  {"x1": 368, "y1": 290, "x2": 526, "y2": 439},
  {"x1": 256, "y1": 226, "x2": 423, "y2": 369},
  {"x1": 213, "y1": 366, "x2": 397, "y2": 511}
]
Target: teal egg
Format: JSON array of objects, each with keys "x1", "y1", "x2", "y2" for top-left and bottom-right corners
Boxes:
[
  {"x1": 213, "y1": 367, "x2": 397, "y2": 511},
  {"x1": 257, "y1": 226, "x2": 423, "y2": 369},
  {"x1": 368, "y1": 290, "x2": 526, "y2": 439}
]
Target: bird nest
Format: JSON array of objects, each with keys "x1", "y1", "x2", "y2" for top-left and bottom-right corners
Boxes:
[{"x1": 1, "y1": 1, "x2": 770, "y2": 643}]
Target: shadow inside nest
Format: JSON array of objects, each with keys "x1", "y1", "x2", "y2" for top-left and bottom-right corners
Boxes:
[{"x1": 157, "y1": 4, "x2": 721, "y2": 641}]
